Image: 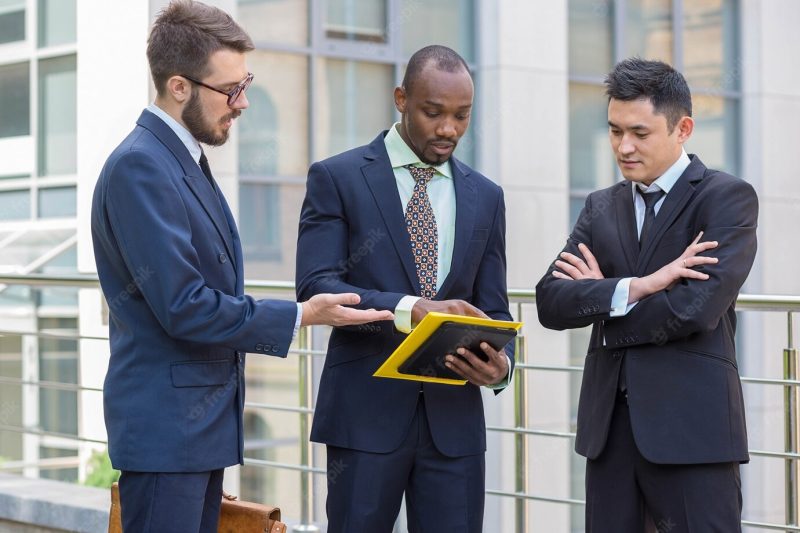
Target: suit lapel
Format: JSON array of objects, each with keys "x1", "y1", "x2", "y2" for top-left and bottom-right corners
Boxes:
[
  {"x1": 182, "y1": 176, "x2": 238, "y2": 271},
  {"x1": 614, "y1": 182, "x2": 639, "y2": 273},
  {"x1": 635, "y1": 156, "x2": 705, "y2": 273},
  {"x1": 137, "y1": 110, "x2": 237, "y2": 271},
  {"x1": 361, "y1": 134, "x2": 420, "y2": 294},
  {"x1": 213, "y1": 180, "x2": 243, "y2": 290},
  {"x1": 436, "y1": 159, "x2": 475, "y2": 299}
]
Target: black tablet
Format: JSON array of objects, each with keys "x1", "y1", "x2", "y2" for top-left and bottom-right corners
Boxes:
[{"x1": 397, "y1": 321, "x2": 518, "y2": 380}]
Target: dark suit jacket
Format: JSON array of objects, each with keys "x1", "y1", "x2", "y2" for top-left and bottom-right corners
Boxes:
[
  {"x1": 536, "y1": 155, "x2": 758, "y2": 465},
  {"x1": 296, "y1": 132, "x2": 514, "y2": 457},
  {"x1": 91, "y1": 110, "x2": 298, "y2": 472}
]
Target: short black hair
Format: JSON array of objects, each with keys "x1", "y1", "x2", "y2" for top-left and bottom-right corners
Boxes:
[
  {"x1": 605, "y1": 57, "x2": 692, "y2": 132},
  {"x1": 402, "y1": 45, "x2": 470, "y2": 95}
]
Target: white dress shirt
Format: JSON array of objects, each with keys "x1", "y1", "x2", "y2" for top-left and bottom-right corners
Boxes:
[{"x1": 609, "y1": 149, "x2": 692, "y2": 315}]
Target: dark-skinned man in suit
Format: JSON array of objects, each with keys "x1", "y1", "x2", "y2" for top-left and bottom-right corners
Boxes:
[{"x1": 296, "y1": 45, "x2": 514, "y2": 532}]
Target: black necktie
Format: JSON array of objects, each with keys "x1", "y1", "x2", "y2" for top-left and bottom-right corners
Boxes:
[
  {"x1": 198, "y1": 151, "x2": 233, "y2": 239},
  {"x1": 199, "y1": 151, "x2": 215, "y2": 188},
  {"x1": 637, "y1": 187, "x2": 666, "y2": 250},
  {"x1": 618, "y1": 187, "x2": 666, "y2": 395}
]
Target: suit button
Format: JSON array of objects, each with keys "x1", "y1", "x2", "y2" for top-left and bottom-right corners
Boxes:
[
  {"x1": 264, "y1": 344, "x2": 272, "y2": 351},
  {"x1": 613, "y1": 351, "x2": 621, "y2": 359},
  {"x1": 271, "y1": 346, "x2": 279, "y2": 353},
  {"x1": 255, "y1": 343, "x2": 263, "y2": 351},
  {"x1": 218, "y1": 253, "x2": 227, "y2": 263}
]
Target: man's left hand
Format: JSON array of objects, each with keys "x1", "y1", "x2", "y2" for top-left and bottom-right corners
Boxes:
[
  {"x1": 552, "y1": 243, "x2": 605, "y2": 280},
  {"x1": 444, "y1": 343, "x2": 509, "y2": 386}
]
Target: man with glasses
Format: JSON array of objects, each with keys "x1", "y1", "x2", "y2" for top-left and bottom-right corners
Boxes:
[{"x1": 91, "y1": 2, "x2": 392, "y2": 531}]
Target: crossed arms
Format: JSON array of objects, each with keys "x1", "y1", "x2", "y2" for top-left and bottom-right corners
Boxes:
[{"x1": 536, "y1": 178, "x2": 758, "y2": 348}]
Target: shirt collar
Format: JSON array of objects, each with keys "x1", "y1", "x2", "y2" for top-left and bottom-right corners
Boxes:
[
  {"x1": 147, "y1": 103, "x2": 203, "y2": 165},
  {"x1": 384, "y1": 122, "x2": 453, "y2": 179},
  {"x1": 634, "y1": 148, "x2": 691, "y2": 195}
]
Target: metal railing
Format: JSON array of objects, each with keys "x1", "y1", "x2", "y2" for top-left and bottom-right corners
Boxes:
[{"x1": 1, "y1": 274, "x2": 799, "y2": 531}]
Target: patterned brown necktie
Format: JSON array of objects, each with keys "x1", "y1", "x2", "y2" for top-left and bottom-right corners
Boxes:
[{"x1": 404, "y1": 164, "x2": 438, "y2": 299}]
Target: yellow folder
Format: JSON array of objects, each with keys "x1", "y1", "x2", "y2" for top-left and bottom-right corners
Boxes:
[{"x1": 373, "y1": 312, "x2": 523, "y2": 386}]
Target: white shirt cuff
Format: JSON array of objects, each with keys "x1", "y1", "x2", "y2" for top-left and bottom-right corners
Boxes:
[
  {"x1": 609, "y1": 277, "x2": 638, "y2": 317},
  {"x1": 394, "y1": 295, "x2": 421, "y2": 334},
  {"x1": 291, "y1": 302, "x2": 303, "y2": 341}
]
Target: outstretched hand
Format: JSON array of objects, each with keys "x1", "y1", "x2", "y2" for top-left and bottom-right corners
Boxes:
[{"x1": 300, "y1": 293, "x2": 394, "y2": 327}]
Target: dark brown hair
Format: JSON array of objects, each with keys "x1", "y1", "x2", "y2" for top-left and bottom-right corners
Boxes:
[{"x1": 147, "y1": 0, "x2": 254, "y2": 96}]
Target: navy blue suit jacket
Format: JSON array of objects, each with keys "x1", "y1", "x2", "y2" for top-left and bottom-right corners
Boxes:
[
  {"x1": 536, "y1": 156, "x2": 758, "y2": 465},
  {"x1": 296, "y1": 132, "x2": 514, "y2": 458},
  {"x1": 91, "y1": 110, "x2": 298, "y2": 472}
]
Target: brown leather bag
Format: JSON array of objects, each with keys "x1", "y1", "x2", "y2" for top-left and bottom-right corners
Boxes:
[{"x1": 109, "y1": 482, "x2": 287, "y2": 533}]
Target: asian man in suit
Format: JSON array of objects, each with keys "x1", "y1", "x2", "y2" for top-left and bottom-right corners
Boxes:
[
  {"x1": 91, "y1": 2, "x2": 392, "y2": 531},
  {"x1": 536, "y1": 58, "x2": 758, "y2": 532},
  {"x1": 296, "y1": 45, "x2": 514, "y2": 532}
]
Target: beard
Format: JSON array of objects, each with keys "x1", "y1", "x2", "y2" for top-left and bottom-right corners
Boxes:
[{"x1": 182, "y1": 88, "x2": 240, "y2": 146}]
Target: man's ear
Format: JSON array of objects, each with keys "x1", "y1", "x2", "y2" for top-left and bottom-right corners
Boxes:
[
  {"x1": 394, "y1": 86, "x2": 407, "y2": 114},
  {"x1": 676, "y1": 115, "x2": 694, "y2": 145},
  {"x1": 166, "y1": 75, "x2": 192, "y2": 105}
]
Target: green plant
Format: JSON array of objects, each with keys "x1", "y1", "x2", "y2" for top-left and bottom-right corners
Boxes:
[{"x1": 82, "y1": 449, "x2": 120, "y2": 488}]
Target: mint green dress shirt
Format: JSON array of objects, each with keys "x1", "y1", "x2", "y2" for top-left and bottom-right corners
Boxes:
[{"x1": 384, "y1": 123, "x2": 511, "y2": 388}]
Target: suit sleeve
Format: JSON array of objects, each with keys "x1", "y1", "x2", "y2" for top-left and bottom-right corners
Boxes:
[
  {"x1": 104, "y1": 149, "x2": 297, "y2": 354},
  {"x1": 536, "y1": 192, "x2": 624, "y2": 330},
  {"x1": 603, "y1": 179, "x2": 758, "y2": 348},
  {"x1": 295, "y1": 161, "x2": 407, "y2": 311}
]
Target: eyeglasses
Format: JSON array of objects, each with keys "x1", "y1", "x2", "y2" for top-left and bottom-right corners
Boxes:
[{"x1": 181, "y1": 72, "x2": 254, "y2": 106}]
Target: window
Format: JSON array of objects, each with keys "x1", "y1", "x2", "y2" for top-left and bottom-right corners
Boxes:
[
  {"x1": 38, "y1": 55, "x2": 77, "y2": 177},
  {"x1": 37, "y1": 0, "x2": 76, "y2": 47},
  {"x1": 0, "y1": 0, "x2": 25, "y2": 45},
  {"x1": 239, "y1": 184, "x2": 281, "y2": 261},
  {"x1": 0, "y1": 62, "x2": 30, "y2": 138},
  {"x1": 314, "y1": 58, "x2": 394, "y2": 159},
  {"x1": 402, "y1": 0, "x2": 474, "y2": 61},
  {"x1": 37, "y1": 317, "x2": 78, "y2": 436},
  {"x1": 0, "y1": 334, "x2": 23, "y2": 464},
  {"x1": 38, "y1": 186, "x2": 77, "y2": 218},
  {"x1": 326, "y1": 0, "x2": 386, "y2": 43},
  {"x1": 238, "y1": 0, "x2": 307, "y2": 46},
  {"x1": 625, "y1": 0, "x2": 672, "y2": 63},
  {"x1": 0, "y1": 189, "x2": 30, "y2": 220}
]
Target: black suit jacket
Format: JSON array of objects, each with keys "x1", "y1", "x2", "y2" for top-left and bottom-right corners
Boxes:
[
  {"x1": 536, "y1": 155, "x2": 758, "y2": 464},
  {"x1": 296, "y1": 132, "x2": 514, "y2": 457}
]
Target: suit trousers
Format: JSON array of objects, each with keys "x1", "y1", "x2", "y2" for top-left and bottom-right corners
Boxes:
[
  {"x1": 325, "y1": 394, "x2": 485, "y2": 533},
  {"x1": 586, "y1": 397, "x2": 742, "y2": 532},
  {"x1": 118, "y1": 469, "x2": 224, "y2": 533}
]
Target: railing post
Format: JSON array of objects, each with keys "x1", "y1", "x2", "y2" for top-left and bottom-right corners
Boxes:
[
  {"x1": 293, "y1": 326, "x2": 320, "y2": 533},
  {"x1": 785, "y1": 311, "x2": 799, "y2": 527},
  {"x1": 514, "y1": 306, "x2": 529, "y2": 533}
]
